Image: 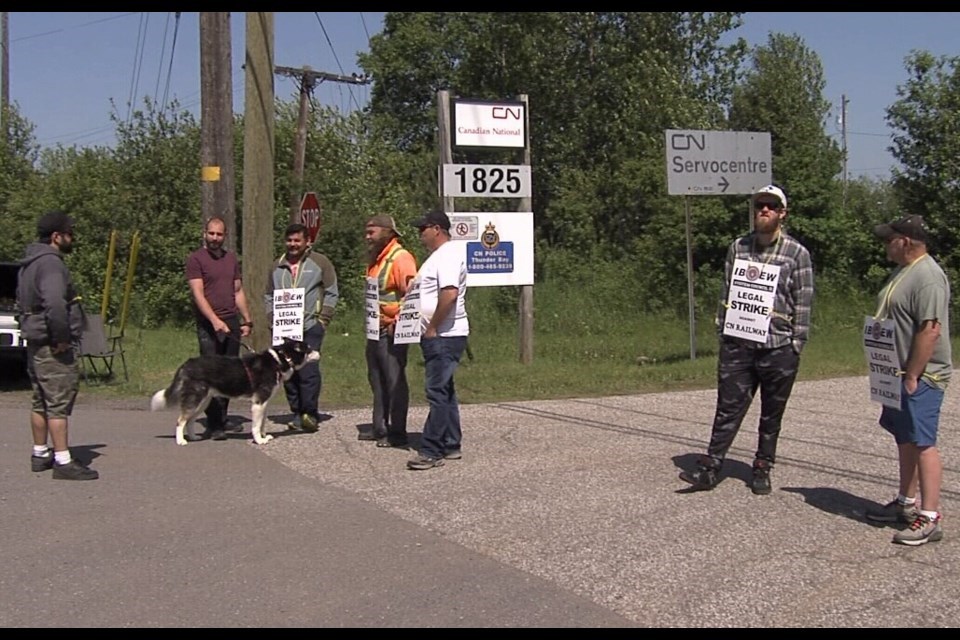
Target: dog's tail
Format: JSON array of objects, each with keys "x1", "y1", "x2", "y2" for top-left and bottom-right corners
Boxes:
[{"x1": 150, "y1": 365, "x2": 185, "y2": 411}]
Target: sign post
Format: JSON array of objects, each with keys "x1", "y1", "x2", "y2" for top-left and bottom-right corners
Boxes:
[
  {"x1": 298, "y1": 192, "x2": 321, "y2": 244},
  {"x1": 665, "y1": 129, "x2": 772, "y2": 360}
]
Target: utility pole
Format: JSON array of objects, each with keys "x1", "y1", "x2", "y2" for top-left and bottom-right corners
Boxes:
[
  {"x1": 1, "y1": 12, "x2": 9, "y2": 139},
  {"x1": 517, "y1": 94, "x2": 534, "y2": 364},
  {"x1": 199, "y1": 12, "x2": 237, "y2": 250},
  {"x1": 841, "y1": 94, "x2": 849, "y2": 212},
  {"x1": 242, "y1": 12, "x2": 275, "y2": 351},
  {"x1": 274, "y1": 65, "x2": 369, "y2": 223}
]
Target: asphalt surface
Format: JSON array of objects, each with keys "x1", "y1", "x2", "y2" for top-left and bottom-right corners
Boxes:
[{"x1": 1, "y1": 371, "x2": 958, "y2": 627}]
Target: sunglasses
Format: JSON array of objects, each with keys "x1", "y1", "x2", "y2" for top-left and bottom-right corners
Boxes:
[{"x1": 755, "y1": 201, "x2": 783, "y2": 211}]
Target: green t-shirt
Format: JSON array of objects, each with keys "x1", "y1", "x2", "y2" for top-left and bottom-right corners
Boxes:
[{"x1": 877, "y1": 254, "x2": 953, "y2": 388}]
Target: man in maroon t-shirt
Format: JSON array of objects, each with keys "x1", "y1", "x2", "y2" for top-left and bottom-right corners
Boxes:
[{"x1": 184, "y1": 216, "x2": 253, "y2": 441}]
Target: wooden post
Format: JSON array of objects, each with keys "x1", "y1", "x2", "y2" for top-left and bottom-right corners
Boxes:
[
  {"x1": 288, "y1": 74, "x2": 314, "y2": 223},
  {"x1": 518, "y1": 94, "x2": 533, "y2": 364},
  {"x1": 274, "y1": 66, "x2": 370, "y2": 224},
  {"x1": 1, "y1": 12, "x2": 9, "y2": 138},
  {"x1": 242, "y1": 12, "x2": 275, "y2": 351},
  {"x1": 199, "y1": 12, "x2": 236, "y2": 250},
  {"x1": 437, "y1": 90, "x2": 455, "y2": 215}
]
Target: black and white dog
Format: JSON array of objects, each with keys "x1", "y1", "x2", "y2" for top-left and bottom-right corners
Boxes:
[{"x1": 151, "y1": 339, "x2": 320, "y2": 446}]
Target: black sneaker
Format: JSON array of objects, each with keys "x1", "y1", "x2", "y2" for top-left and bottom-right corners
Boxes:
[
  {"x1": 300, "y1": 413, "x2": 319, "y2": 433},
  {"x1": 376, "y1": 436, "x2": 409, "y2": 448},
  {"x1": 443, "y1": 449, "x2": 463, "y2": 460},
  {"x1": 209, "y1": 429, "x2": 228, "y2": 441},
  {"x1": 31, "y1": 454, "x2": 54, "y2": 472},
  {"x1": 750, "y1": 462, "x2": 772, "y2": 495},
  {"x1": 52, "y1": 460, "x2": 99, "y2": 481},
  {"x1": 407, "y1": 454, "x2": 444, "y2": 471},
  {"x1": 679, "y1": 463, "x2": 720, "y2": 491},
  {"x1": 224, "y1": 419, "x2": 244, "y2": 433}
]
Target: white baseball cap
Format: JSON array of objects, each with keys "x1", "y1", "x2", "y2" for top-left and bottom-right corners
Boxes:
[{"x1": 753, "y1": 184, "x2": 787, "y2": 208}]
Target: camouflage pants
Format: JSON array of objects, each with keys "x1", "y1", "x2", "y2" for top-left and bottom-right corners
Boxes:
[{"x1": 705, "y1": 339, "x2": 800, "y2": 468}]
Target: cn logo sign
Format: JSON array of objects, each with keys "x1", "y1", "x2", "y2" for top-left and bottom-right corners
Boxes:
[
  {"x1": 492, "y1": 106, "x2": 522, "y2": 121},
  {"x1": 299, "y1": 192, "x2": 322, "y2": 244},
  {"x1": 670, "y1": 133, "x2": 706, "y2": 151}
]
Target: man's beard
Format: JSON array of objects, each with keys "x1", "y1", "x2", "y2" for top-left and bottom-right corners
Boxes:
[
  {"x1": 366, "y1": 238, "x2": 387, "y2": 263},
  {"x1": 57, "y1": 239, "x2": 74, "y2": 254}
]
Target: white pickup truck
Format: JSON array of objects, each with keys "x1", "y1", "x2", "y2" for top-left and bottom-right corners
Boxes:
[{"x1": 0, "y1": 261, "x2": 28, "y2": 362}]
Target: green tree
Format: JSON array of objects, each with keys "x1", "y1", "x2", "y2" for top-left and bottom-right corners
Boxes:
[
  {"x1": 887, "y1": 50, "x2": 960, "y2": 317},
  {"x1": 0, "y1": 103, "x2": 41, "y2": 261},
  {"x1": 727, "y1": 33, "x2": 843, "y2": 271}
]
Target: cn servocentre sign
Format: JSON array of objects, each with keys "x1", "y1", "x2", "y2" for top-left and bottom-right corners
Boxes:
[{"x1": 666, "y1": 129, "x2": 771, "y2": 196}]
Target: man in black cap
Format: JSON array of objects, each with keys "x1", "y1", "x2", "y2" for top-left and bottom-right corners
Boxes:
[
  {"x1": 16, "y1": 211, "x2": 98, "y2": 480},
  {"x1": 865, "y1": 214, "x2": 952, "y2": 546},
  {"x1": 406, "y1": 209, "x2": 470, "y2": 470}
]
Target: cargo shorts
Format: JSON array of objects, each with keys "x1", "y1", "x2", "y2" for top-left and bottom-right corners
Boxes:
[{"x1": 27, "y1": 344, "x2": 79, "y2": 418}]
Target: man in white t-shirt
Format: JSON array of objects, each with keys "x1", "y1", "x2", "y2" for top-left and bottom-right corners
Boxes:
[{"x1": 406, "y1": 209, "x2": 469, "y2": 470}]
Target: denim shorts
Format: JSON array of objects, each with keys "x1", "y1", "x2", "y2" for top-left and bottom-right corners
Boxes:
[
  {"x1": 879, "y1": 378, "x2": 945, "y2": 446},
  {"x1": 27, "y1": 344, "x2": 79, "y2": 418}
]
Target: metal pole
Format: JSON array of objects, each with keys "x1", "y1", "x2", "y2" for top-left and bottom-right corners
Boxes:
[{"x1": 685, "y1": 196, "x2": 696, "y2": 361}]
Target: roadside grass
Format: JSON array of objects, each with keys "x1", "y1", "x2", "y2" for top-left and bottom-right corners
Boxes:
[{"x1": 71, "y1": 282, "x2": 959, "y2": 410}]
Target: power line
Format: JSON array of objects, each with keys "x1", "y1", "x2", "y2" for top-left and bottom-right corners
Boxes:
[
  {"x1": 153, "y1": 12, "x2": 172, "y2": 102},
  {"x1": 126, "y1": 12, "x2": 149, "y2": 123},
  {"x1": 11, "y1": 12, "x2": 138, "y2": 43},
  {"x1": 313, "y1": 12, "x2": 364, "y2": 112},
  {"x1": 359, "y1": 12, "x2": 371, "y2": 41},
  {"x1": 161, "y1": 12, "x2": 182, "y2": 113}
]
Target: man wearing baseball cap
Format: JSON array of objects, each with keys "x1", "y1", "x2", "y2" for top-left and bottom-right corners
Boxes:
[
  {"x1": 680, "y1": 184, "x2": 814, "y2": 495},
  {"x1": 361, "y1": 214, "x2": 418, "y2": 448},
  {"x1": 405, "y1": 209, "x2": 469, "y2": 470},
  {"x1": 17, "y1": 211, "x2": 98, "y2": 480},
  {"x1": 864, "y1": 214, "x2": 952, "y2": 545}
]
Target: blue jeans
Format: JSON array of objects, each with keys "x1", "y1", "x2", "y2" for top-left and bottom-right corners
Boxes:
[
  {"x1": 419, "y1": 335, "x2": 467, "y2": 459},
  {"x1": 284, "y1": 322, "x2": 326, "y2": 418}
]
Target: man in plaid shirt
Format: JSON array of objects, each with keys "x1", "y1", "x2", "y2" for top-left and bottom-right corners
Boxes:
[{"x1": 680, "y1": 184, "x2": 814, "y2": 495}]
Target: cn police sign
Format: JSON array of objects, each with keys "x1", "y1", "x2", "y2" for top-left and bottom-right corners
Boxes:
[{"x1": 299, "y1": 192, "x2": 321, "y2": 244}]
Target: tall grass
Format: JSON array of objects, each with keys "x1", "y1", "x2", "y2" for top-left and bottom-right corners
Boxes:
[{"x1": 84, "y1": 275, "x2": 958, "y2": 409}]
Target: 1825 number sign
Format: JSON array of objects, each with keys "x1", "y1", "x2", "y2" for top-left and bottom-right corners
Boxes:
[{"x1": 442, "y1": 164, "x2": 531, "y2": 198}]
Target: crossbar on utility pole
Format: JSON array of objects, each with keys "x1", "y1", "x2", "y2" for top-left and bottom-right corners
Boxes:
[{"x1": 274, "y1": 65, "x2": 370, "y2": 223}]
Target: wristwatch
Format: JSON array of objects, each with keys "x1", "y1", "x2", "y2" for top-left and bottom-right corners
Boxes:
[{"x1": 241, "y1": 320, "x2": 253, "y2": 327}]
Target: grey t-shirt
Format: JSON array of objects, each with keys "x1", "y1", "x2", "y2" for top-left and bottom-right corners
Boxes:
[{"x1": 877, "y1": 254, "x2": 953, "y2": 388}]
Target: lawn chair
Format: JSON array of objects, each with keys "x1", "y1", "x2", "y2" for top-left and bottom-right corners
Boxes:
[{"x1": 78, "y1": 313, "x2": 128, "y2": 383}]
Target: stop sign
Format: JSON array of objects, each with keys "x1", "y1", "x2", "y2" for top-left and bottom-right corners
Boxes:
[{"x1": 299, "y1": 192, "x2": 322, "y2": 243}]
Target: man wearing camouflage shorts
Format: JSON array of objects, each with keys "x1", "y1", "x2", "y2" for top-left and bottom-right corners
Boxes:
[
  {"x1": 18, "y1": 211, "x2": 98, "y2": 480},
  {"x1": 679, "y1": 185, "x2": 814, "y2": 495}
]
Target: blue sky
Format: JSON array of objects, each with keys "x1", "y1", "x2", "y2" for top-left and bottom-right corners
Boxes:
[{"x1": 4, "y1": 12, "x2": 959, "y2": 180}]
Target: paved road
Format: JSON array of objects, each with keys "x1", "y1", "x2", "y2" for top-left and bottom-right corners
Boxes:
[{"x1": 1, "y1": 373, "x2": 958, "y2": 627}]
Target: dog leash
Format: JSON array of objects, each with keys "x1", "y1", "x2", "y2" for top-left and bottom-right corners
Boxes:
[{"x1": 219, "y1": 330, "x2": 255, "y2": 353}]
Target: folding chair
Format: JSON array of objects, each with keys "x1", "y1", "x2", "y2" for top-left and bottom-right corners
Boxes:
[{"x1": 78, "y1": 313, "x2": 128, "y2": 383}]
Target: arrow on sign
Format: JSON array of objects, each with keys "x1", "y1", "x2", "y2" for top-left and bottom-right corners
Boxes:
[{"x1": 717, "y1": 176, "x2": 730, "y2": 193}]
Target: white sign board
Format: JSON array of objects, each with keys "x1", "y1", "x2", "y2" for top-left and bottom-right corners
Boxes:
[
  {"x1": 394, "y1": 281, "x2": 422, "y2": 345},
  {"x1": 442, "y1": 164, "x2": 531, "y2": 198},
  {"x1": 722, "y1": 259, "x2": 781, "y2": 343},
  {"x1": 666, "y1": 129, "x2": 771, "y2": 196},
  {"x1": 862, "y1": 316, "x2": 902, "y2": 409},
  {"x1": 454, "y1": 100, "x2": 526, "y2": 148},
  {"x1": 271, "y1": 287, "x2": 305, "y2": 345},
  {"x1": 445, "y1": 211, "x2": 534, "y2": 287}
]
